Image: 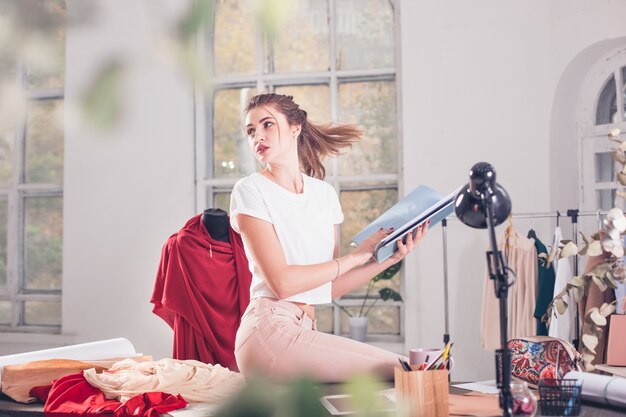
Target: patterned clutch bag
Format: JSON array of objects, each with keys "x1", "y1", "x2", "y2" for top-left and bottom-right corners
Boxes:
[{"x1": 496, "y1": 336, "x2": 582, "y2": 388}]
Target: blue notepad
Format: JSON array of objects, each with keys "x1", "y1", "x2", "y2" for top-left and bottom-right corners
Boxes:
[{"x1": 351, "y1": 185, "x2": 462, "y2": 263}]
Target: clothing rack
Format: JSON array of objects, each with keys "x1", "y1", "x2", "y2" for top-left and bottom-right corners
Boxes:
[{"x1": 440, "y1": 209, "x2": 611, "y2": 351}]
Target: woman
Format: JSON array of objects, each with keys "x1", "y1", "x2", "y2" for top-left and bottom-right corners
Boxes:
[{"x1": 230, "y1": 93, "x2": 428, "y2": 382}]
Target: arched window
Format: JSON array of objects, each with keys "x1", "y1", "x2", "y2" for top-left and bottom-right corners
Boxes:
[
  {"x1": 581, "y1": 52, "x2": 626, "y2": 213},
  {"x1": 0, "y1": 0, "x2": 65, "y2": 333},
  {"x1": 198, "y1": 0, "x2": 402, "y2": 340}
]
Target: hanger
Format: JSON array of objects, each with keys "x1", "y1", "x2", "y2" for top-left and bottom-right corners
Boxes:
[
  {"x1": 505, "y1": 214, "x2": 514, "y2": 248},
  {"x1": 527, "y1": 215, "x2": 537, "y2": 240},
  {"x1": 556, "y1": 210, "x2": 560, "y2": 227}
]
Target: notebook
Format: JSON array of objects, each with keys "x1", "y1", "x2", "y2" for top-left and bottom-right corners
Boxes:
[{"x1": 351, "y1": 185, "x2": 462, "y2": 263}]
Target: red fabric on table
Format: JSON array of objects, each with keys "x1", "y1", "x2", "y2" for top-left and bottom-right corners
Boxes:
[
  {"x1": 29, "y1": 373, "x2": 186, "y2": 417},
  {"x1": 151, "y1": 214, "x2": 251, "y2": 371}
]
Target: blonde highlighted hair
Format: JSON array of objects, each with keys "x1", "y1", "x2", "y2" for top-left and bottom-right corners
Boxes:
[{"x1": 245, "y1": 93, "x2": 362, "y2": 179}]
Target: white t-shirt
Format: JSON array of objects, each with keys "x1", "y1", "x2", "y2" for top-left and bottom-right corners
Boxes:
[{"x1": 230, "y1": 172, "x2": 344, "y2": 304}]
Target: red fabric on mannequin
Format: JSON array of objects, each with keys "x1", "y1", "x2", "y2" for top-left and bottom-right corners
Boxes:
[
  {"x1": 151, "y1": 214, "x2": 251, "y2": 371},
  {"x1": 29, "y1": 372, "x2": 186, "y2": 417}
]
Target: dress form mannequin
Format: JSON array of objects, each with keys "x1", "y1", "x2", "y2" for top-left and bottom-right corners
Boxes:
[{"x1": 202, "y1": 208, "x2": 230, "y2": 242}]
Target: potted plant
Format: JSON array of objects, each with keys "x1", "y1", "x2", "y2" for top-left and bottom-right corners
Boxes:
[{"x1": 334, "y1": 261, "x2": 403, "y2": 342}]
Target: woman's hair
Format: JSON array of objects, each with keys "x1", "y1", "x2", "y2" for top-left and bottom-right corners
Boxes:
[{"x1": 245, "y1": 93, "x2": 362, "y2": 179}]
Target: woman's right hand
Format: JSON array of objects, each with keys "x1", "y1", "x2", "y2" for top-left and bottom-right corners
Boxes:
[{"x1": 351, "y1": 228, "x2": 393, "y2": 265}]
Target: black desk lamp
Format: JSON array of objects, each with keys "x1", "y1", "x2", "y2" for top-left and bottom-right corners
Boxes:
[{"x1": 455, "y1": 162, "x2": 513, "y2": 417}]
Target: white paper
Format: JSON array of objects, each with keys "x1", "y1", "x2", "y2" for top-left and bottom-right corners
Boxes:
[
  {"x1": 319, "y1": 390, "x2": 396, "y2": 415},
  {"x1": 452, "y1": 380, "x2": 500, "y2": 395},
  {"x1": 594, "y1": 364, "x2": 626, "y2": 378},
  {"x1": 565, "y1": 371, "x2": 626, "y2": 409},
  {"x1": 0, "y1": 337, "x2": 136, "y2": 383},
  {"x1": 165, "y1": 403, "x2": 220, "y2": 417}
]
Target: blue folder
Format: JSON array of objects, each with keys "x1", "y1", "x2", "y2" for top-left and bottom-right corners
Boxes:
[{"x1": 351, "y1": 185, "x2": 462, "y2": 263}]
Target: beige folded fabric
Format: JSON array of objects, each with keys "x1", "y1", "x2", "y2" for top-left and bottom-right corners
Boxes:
[
  {"x1": 1, "y1": 355, "x2": 153, "y2": 404},
  {"x1": 1, "y1": 359, "x2": 108, "y2": 403},
  {"x1": 83, "y1": 358, "x2": 246, "y2": 403}
]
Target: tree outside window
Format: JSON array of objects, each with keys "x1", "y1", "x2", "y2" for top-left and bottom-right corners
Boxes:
[
  {"x1": 0, "y1": 0, "x2": 65, "y2": 332},
  {"x1": 200, "y1": 0, "x2": 401, "y2": 340}
]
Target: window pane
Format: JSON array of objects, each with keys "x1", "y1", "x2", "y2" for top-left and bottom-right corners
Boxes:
[
  {"x1": 0, "y1": 199, "x2": 6, "y2": 288},
  {"x1": 0, "y1": 133, "x2": 13, "y2": 186},
  {"x1": 338, "y1": 81, "x2": 397, "y2": 175},
  {"x1": 24, "y1": 1, "x2": 66, "y2": 89},
  {"x1": 25, "y1": 99, "x2": 64, "y2": 184},
  {"x1": 336, "y1": 0, "x2": 394, "y2": 70},
  {"x1": 24, "y1": 196, "x2": 63, "y2": 291},
  {"x1": 340, "y1": 188, "x2": 399, "y2": 295},
  {"x1": 596, "y1": 189, "x2": 616, "y2": 211},
  {"x1": 269, "y1": 0, "x2": 329, "y2": 73},
  {"x1": 213, "y1": 0, "x2": 257, "y2": 76},
  {"x1": 23, "y1": 300, "x2": 61, "y2": 326},
  {"x1": 315, "y1": 305, "x2": 333, "y2": 333},
  {"x1": 595, "y1": 152, "x2": 614, "y2": 183},
  {"x1": 340, "y1": 306, "x2": 400, "y2": 335},
  {"x1": 596, "y1": 74, "x2": 617, "y2": 125},
  {"x1": 213, "y1": 191, "x2": 231, "y2": 214},
  {"x1": 213, "y1": 88, "x2": 259, "y2": 179},
  {"x1": 274, "y1": 85, "x2": 331, "y2": 124},
  {"x1": 0, "y1": 301, "x2": 10, "y2": 325}
]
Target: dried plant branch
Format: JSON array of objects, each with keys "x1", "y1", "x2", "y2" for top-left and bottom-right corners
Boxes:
[{"x1": 543, "y1": 128, "x2": 625, "y2": 370}]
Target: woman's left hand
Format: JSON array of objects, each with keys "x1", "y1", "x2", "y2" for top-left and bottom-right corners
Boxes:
[{"x1": 390, "y1": 220, "x2": 430, "y2": 262}]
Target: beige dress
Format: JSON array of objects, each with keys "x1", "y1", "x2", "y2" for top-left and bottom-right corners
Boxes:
[{"x1": 481, "y1": 229, "x2": 538, "y2": 351}]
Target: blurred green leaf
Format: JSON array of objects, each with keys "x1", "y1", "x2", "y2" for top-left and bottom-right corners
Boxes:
[
  {"x1": 80, "y1": 60, "x2": 123, "y2": 130},
  {"x1": 178, "y1": 0, "x2": 215, "y2": 42},
  {"x1": 254, "y1": 0, "x2": 296, "y2": 41},
  {"x1": 277, "y1": 378, "x2": 327, "y2": 417},
  {"x1": 344, "y1": 374, "x2": 386, "y2": 417},
  {"x1": 213, "y1": 377, "x2": 276, "y2": 417}
]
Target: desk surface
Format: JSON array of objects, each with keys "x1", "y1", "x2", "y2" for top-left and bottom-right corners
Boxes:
[{"x1": 0, "y1": 386, "x2": 624, "y2": 417}]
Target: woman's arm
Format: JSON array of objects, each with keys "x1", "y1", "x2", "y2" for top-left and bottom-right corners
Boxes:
[
  {"x1": 331, "y1": 220, "x2": 429, "y2": 298},
  {"x1": 237, "y1": 213, "x2": 389, "y2": 299}
]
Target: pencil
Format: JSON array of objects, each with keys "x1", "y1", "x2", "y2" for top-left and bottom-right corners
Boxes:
[{"x1": 426, "y1": 342, "x2": 454, "y2": 371}]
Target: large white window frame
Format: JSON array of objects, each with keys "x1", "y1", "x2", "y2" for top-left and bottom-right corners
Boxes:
[
  {"x1": 196, "y1": 0, "x2": 404, "y2": 342},
  {"x1": 0, "y1": 82, "x2": 63, "y2": 334},
  {"x1": 580, "y1": 47, "x2": 626, "y2": 214}
]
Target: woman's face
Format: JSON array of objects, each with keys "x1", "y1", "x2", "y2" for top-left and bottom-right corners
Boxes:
[{"x1": 244, "y1": 105, "x2": 297, "y2": 165}]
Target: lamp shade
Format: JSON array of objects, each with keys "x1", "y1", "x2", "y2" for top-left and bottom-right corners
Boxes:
[{"x1": 455, "y1": 162, "x2": 512, "y2": 229}]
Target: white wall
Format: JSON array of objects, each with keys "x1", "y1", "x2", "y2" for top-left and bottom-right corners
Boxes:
[
  {"x1": 400, "y1": 0, "x2": 626, "y2": 381},
  {"x1": 2, "y1": 0, "x2": 626, "y2": 382},
  {"x1": 62, "y1": 0, "x2": 194, "y2": 359}
]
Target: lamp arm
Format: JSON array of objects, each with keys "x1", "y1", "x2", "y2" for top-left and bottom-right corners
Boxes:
[{"x1": 484, "y1": 195, "x2": 513, "y2": 417}]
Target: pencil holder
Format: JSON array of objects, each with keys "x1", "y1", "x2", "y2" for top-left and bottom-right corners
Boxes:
[{"x1": 394, "y1": 366, "x2": 449, "y2": 417}]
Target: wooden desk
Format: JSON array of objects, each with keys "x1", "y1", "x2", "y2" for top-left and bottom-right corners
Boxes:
[
  {"x1": 0, "y1": 400, "x2": 43, "y2": 417},
  {"x1": 0, "y1": 386, "x2": 624, "y2": 417}
]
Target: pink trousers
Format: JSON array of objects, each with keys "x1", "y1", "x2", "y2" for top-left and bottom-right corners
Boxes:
[{"x1": 234, "y1": 297, "x2": 401, "y2": 382}]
